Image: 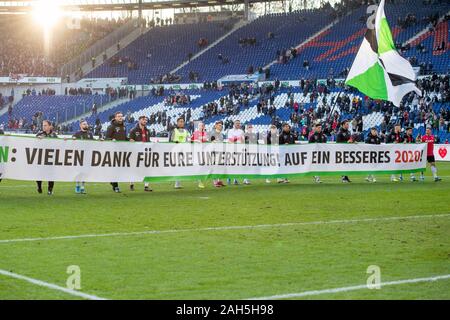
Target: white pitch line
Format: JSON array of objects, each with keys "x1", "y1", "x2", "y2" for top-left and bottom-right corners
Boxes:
[
  {"x1": 0, "y1": 213, "x2": 449, "y2": 244},
  {"x1": 248, "y1": 274, "x2": 450, "y2": 300},
  {"x1": 0, "y1": 269, "x2": 107, "y2": 300}
]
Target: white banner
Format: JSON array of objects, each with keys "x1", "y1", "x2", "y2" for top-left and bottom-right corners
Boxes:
[
  {"x1": 0, "y1": 76, "x2": 61, "y2": 84},
  {"x1": 0, "y1": 136, "x2": 427, "y2": 182},
  {"x1": 76, "y1": 78, "x2": 128, "y2": 89},
  {"x1": 434, "y1": 144, "x2": 450, "y2": 161}
]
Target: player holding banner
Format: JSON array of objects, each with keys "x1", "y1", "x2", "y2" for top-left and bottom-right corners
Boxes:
[
  {"x1": 36, "y1": 120, "x2": 58, "y2": 195},
  {"x1": 421, "y1": 126, "x2": 442, "y2": 182},
  {"x1": 309, "y1": 122, "x2": 327, "y2": 183},
  {"x1": 105, "y1": 111, "x2": 128, "y2": 193},
  {"x1": 209, "y1": 121, "x2": 226, "y2": 188},
  {"x1": 129, "y1": 115, "x2": 153, "y2": 192},
  {"x1": 336, "y1": 120, "x2": 352, "y2": 183},
  {"x1": 191, "y1": 121, "x2": 208, "y2": 189},
  {"x1": 404, "y1": 126, "x2": 418, "y2": 182},
  {"x1": 72, "y1": 120, "x2": 94, "y2": 194},
  {"x1": 170, "y1": 117, "x2": 191, "y2": 189},
  {"x1": 385, "y1": 123, "x2": 404, "y2": 182},
  {"x1": 227, "y1": 120, "x2": 249, "y2": 185},
  {"x1": 365, "y1": 127, "x2": 381, "y2": 183}
]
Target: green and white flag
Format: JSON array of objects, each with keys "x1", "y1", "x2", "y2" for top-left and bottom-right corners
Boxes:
[{"x1": 345, "y1": 0, "x2": 421, "y2": 106}]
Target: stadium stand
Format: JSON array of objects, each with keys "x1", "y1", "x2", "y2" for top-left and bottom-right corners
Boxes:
[
  {"x1": 175, "y1": 8, "x2": 336, "y2": 82},
  {"x1": 85, "y1": 20, "x2": 238, "y2": 84},
  {"x1": 0, "y1": 0, "x2": 447, "y2": 81}
]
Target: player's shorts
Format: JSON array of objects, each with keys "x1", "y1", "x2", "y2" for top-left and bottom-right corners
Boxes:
[{"x1": 427, "y1": 155, "x2": 435, "y2": 163}]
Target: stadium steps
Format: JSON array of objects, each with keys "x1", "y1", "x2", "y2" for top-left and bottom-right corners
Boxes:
[
  {"x1": 262, "y1": 11, "x2": 348, "y2": 71},
  {"x1": 61, "y1": 96, "x2": 130, "y2": 125},
  {"x1": 169, "y1": 19, "x2": 250, "y2": 75},
  {"x1": 0, "y1": 108, "x2": 8, "y2": 118},
  {"x1": 70, "y1": 26, "x2": 148, "y2": 82},
  {"x1": 403, "y1": 9, "x2": 450, "y2": 47}
]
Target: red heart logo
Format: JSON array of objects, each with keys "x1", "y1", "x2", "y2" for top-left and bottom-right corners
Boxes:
[{"x1": 438, "y1": 147, "x2": 447, "y2": 159}]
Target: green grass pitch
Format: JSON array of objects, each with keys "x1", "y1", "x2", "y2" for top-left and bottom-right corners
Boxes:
[{"x1": 0, "y1": 163, "x2": 449, "y2": 300}]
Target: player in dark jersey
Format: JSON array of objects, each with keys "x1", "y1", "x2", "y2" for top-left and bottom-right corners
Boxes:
[
  {"x1": 72, "y1": 120, "x2": 94, "y2": 194},
  {"x1": 336, "y1": 120, "x2": 352, "y2": 183},
  {"x1": 277, "y1": 123, "x2": 296, "y2": 183},
  {"x1": 105, "y1": 111, "x2": 128, "y2": 193},
  {"x1": 129, "y1": 116, "x2": 153, "y2": 192},
  {"x1": 365, "y1": 127, "x2": 381, "y2": 183},
  {"x1": 309, "y1": 122, "x2": 327, "y2": 183},
  {"x1": 36, "y1": 120, "x2": 58, "y2": 195}
]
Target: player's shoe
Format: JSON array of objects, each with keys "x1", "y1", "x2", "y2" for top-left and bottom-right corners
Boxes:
[
  {"x1": 80, "y1": 187, "x2": 86, "y2": 194},
  {"x1": 130, "y1": 184, "x2": 135, "y2": 191},
  {"x1": 144, "y1": 186, "x2": 153, "y2": 192},
  {"x1": 419, "y1": 175, "x2": 425, "y2": 181},
  {"x1": 265, "y1": 179, "x2": 271, "y2": 184},
  {"x1": 47, "y1": 190, "x2": 53, "y2": 196},
  {"x1": 277, "y1": 178, "x2": 284, "y2": 183},
  {"x1": 399, "y1": 174, "x2": 404, "y2": 181},
  {"x1": 372, "y1": 178, "x2": 377, "y2": 183},
  {"x1": 174, "y1": 181, "x2": 182, "y2": 189},
  {"x1": 434, "y1": 177, "x2": 442, "y2": 182},
  {"x1": 243, "y1": 179, "x2": 251, "y2": 185},
  {"x1": 37, "y1": 188, "x2": 43, "y2": 194},
  {"x1": 198, "y1": 181, "x2": 205, "y2": 189},
  {"x1": 410, "y1": 176, "x2": 417, "y2": 182},
  {"x1": 341, "y1": 176, "x2": 351, "y2": 183},
  {"x1": 213, "y1": 181, "x2": 221, "y2": 188},
  {"x1": 283, "y1": 178, "x2": 290, "y2": 183},
  {"x1": 75, "y1": 185, "x2": 81, "y2": 194},
  {"x1": 365, "y1": 177, "x2": 372, "y2": 183},
  {"x1": 233, "y1": 179, "x2": 239, "y2": 185},
  {"x1": 314, "y1": 176, "x2": 322, "y2": 183},
  {"x1": 114, "y1": 187, "x2": 121, "y2": 193},
  {"x1": 217, "y1": 180, "x2": 225, "y2": 187},
  {"x1": 391, "y1": 177, "x2": 399, "y2": 182}
]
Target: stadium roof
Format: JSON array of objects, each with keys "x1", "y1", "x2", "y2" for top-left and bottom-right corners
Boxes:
[{"x1": 0, "y1": 0, "x2": 272, "y2": 12}]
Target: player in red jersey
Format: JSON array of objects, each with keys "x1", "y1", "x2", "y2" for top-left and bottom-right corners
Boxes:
[{"x1": 420, "y1": 127, "x2": 442, "y2": 182}]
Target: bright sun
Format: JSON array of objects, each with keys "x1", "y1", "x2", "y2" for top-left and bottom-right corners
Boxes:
[{"x1": 32, "y1": 0, "x2": 62, "y2": 28}]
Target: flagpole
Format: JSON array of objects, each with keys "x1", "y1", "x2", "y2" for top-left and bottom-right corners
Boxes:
[{"x1": 325, "y1": 88, "x2": 342, "y2": 129}]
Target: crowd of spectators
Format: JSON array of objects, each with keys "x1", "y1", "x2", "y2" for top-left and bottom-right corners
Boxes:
[
  {"x1": 397, "y1": 13, "x2": 418, "y2": 29},
  {"x1": 281, "y1": 74, "x2": 450, "y2": 142},
  {"x1": 165, "y1": 93, "x2": 191, "y2": 106},
  {"x1": 150, "y1": 73, "x2": 182, "y2": 84},
  {"x1": 106, "y1": 86, "x2": 137, "y2": 100},
  {"x1": 198, "y1": 38, "x2": 209, "y2": 48},
  {"x1": 65, "y1": 87, "x2": 92, "y2": 96},
  {"x1": 276, "y1": 47, "x2": 298, "y2": 64},
  {"x1": 0, "y1": 16, "x2": 128, "y2": 77},
  {"x1": 238, "y1": 37, "x2": 257, "y2": 47},
  {"x1": 108, "y1": 56, "x2": 138, "y2": 71}
]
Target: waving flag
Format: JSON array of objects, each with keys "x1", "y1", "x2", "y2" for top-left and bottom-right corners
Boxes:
[{"x1": 345, "y1": 0, "x2": 420, "y2": 106}]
